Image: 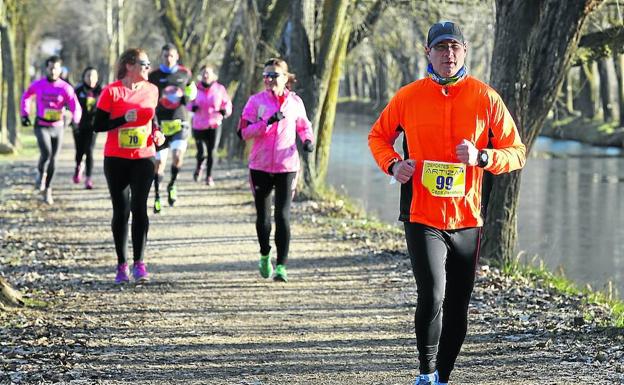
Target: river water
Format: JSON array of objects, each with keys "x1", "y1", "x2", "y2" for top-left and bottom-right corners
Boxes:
[{"x1": 326, "y1": 112, "x2": 624, "y2": 297}]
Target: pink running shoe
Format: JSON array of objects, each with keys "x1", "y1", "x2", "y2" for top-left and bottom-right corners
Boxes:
[
  {"x1": 132, "y1": 261, "x2": 149, "y2": 282},
  {"x1": 206, "y1": 176, "x2": 215, "y2": 186},
  {"x1": 85, "y1": 177, "x2": 94, "y2": 190},
  {"x1": 115, "y1": 263, "x2": 130, "y2": 284},
  {"x1": 73, "y1": 164, "x2": 83, "y2": 184}
]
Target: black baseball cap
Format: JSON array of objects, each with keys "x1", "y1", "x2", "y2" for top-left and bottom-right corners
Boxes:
[{"x1": 427, "y1": 21, "x2": 465, "y2": 48}]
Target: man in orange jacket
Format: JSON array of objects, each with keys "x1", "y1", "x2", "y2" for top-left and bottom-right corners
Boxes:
[{"x1": 368, "y1": 21, "x2": 526, "y2": 385}]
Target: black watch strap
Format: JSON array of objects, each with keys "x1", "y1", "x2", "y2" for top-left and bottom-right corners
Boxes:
[{"x1": 477, "y1": 150, "x2": 489, "y2": 168}]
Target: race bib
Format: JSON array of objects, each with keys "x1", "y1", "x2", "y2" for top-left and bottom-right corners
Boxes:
[
  {"x1": 119, "y1": 125, "x2": 149, "y2": 149},
  {"x1": 86, "y1": 97, "x2": 97, "y2": 112},
  {"x1": 43, "y1": 108, "x2": 62, "y2": 121},
  {"x1": 421, "y1": 160, "x2": 466, "y2": 197},
  {"x1": 161, "y1": 119, "x2": 182, "y2": 136}
]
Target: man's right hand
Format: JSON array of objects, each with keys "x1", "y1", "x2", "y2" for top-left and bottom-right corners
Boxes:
[
  {"x1": 392, "y1": 159, "x2": 416, "y2": 184},
  {"x1": 21, "y1": 116, "x2": 31, "y2": 127}
]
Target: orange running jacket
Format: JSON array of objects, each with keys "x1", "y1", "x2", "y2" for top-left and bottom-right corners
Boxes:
[{"x1": 368, "y1": 76, "x2": 526, "y2": 230}]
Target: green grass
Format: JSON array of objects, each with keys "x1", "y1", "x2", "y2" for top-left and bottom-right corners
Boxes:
[{"x1": 497, "y1": 253, "x2": 624, "y2": 327}]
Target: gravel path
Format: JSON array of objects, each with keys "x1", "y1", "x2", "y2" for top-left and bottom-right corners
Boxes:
[{"x1": 0, "y1": 140, "x2": 622, "y2": 384}]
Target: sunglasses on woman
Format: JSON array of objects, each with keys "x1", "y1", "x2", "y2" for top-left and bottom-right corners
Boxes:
[{"x1": 262, "y1": 71, "x2": 283, "y2": 79}]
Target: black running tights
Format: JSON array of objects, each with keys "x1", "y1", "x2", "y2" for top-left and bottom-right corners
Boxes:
[
  {"x1": 104, "y1": 156, "x2": 155, "y2": 265},
  {"x1": 403, "y1": 222, "x2": 480, "y2": 383},
  {"x1": 73, "y1": 128, "x2": 96, "y2": 177},
  {"x1": 193, "y1": 128, "x2": 220, "y2": 178},
  {"x1": 249, "y1": 169, "x2": 296, "y2": 265},
  {"x1": 34, "y1": 125, "x2": 64, "y2": 188}
]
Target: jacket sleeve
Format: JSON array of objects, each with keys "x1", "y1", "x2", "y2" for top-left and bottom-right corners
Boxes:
[
  {"x1": 482, "y1": 92, "x2": 526, "y2": 174},
  {"x1": 20, "y1": 83, "x2": 36, "y2": 117},
  {"x1": 220, "y1": 86, "x2": 233, "y2": 118},
  {"x1": 295, "y1": 99, "x2": 314, "y2": 143},
  {"x1": 240, "y1": 97, "x2": 267, "y2": 140},
  {"x1": 368, "y1": 93, "x2": 404, "y2": 175},
  {"x1": 66, "y1": 87, "x2": 82, "y2": 125}
]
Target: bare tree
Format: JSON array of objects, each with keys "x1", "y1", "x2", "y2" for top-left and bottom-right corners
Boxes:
[{"x1": 482, "y1": 0, "x2": 605, "y2": 263}]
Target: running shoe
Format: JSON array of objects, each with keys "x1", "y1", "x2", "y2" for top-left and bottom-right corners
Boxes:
[
  {"x1": 154, "y1": 196, "x2": 162, "y2": 214},
  {"x1": 72, "y1": 163, "x2": 83, "y2": 184},
  {"x1": 132, "y1": 261, "x2": 149, "y2": 282},
  {"x1": 206, "y1": 176, "x2": 215, "y2": 187},
  {"x1": 115, "y1": 263, "x2": 130, "y2": 284},
  {"x1": 167, "y1": 184, "x2": 177, "y2": 207},
  {"x1": 85, "y1": 177, "x2": 94, "y2": 190},
  {"x1": 413, "y1": 371, "x2": 439, "y2": 385},
  {"x1": 43, "y1": 188, "x2": 54, "y2": 205},
  {"x1": 35, "y1": 173, "x2": 47, "y2": 192},
  {"x1": 193, "y1": 165, "x2": 203, "y2": 182},
  {"x1": 258, "y1": 254, "x2": 273, "y2": 279},
  {"x1": 273, "y1": 264, "x2": 288, "y2": 282}
]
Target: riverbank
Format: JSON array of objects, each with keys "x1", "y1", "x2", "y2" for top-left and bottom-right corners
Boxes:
[{"x1": 0, "y1": 147, "x2": 623, "y2": 384}]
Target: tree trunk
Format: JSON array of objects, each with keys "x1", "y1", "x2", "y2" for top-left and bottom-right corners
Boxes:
[
  {"x1": 564, "y1": 70, "x2": 575, "y2": 115},
  {"x1": 314, "y1": 22, "x2": 351, "y2": 186},
  {"x1": 218, "y1": 0, "x2": 290, "y2": 158},
  {"x1": 576, "y1": 62, "x2": 598, "y2": 118},
  {"x1": 294, "y1": 0, "x2": 351, "y2": 198},
  {"x1": 597, "y1": 57, "x2": 613, "y2": 121},
  {"x1": 0, "y1": 276, "x2": 24, "y2": 309},
  {"x1": 613, "y1": 53, "x2": 624, "y2": 126},
  {"x1": 483, "y1": 0, "x2": 603, "y2": 263},
  {"x1": 218, "y1": 0, "x2": 261, "y2": 159},
  {"x1": 0, "y1": 21, "x2": 18, "y2": 147}
]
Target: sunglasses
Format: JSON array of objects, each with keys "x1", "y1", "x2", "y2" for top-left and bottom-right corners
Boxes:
[
  {"x1": 137, "y1": 60, "x2": 151, "y2": 68},
  {"x1": 263, "y1": 71, "x2": 283, "y2": 79}
]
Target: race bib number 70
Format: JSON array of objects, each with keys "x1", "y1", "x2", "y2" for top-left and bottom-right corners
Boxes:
[
  {"x1": 421, "y1": 160, "x2": 466, "y2": 197},
  {"x1": 119, "y1": 125, "x2": 148, "y2": 149}
]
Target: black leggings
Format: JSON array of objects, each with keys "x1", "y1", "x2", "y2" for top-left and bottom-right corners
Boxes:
[
  {"x1": 249, "y1": 169, "x2": 296, "y2": 265},
  {"x1": 34, "y1": 125, "x2": 64, "y2": 188},
  {"x1": 403, "y1": 222, "x2": 480, "y2": 383},
  {"x1": 193, "y1": 128, "x2": 220, "y2": 178},
  {"x1": 73, "y1": 128, "x2": 97, "y2": 177},
  {"x1": 104, "y1": 157, "x2": 155, "y2": 265}
]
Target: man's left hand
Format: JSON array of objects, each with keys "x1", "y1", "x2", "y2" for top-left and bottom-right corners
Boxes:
[{"x1": 456, "y1": 139, "x2": 478, "y2": 166}]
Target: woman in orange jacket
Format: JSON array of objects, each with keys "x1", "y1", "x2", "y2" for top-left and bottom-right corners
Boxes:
[{"x1": 368, "y1": 21, "x2": 526, "y2": 385}]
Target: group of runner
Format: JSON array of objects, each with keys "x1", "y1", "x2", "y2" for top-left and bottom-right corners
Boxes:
[
  {"x1": 19, "y1": 20, "x2": 528, "y2": 385},
  {"x1": 20, "y1": 45, "x2": 232, "y2": 207}
]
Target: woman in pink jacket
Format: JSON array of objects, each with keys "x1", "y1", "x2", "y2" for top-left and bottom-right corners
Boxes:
[
  {"x1": 188, "y1": 65, "x2": 232, "y2": 185},
  {"x1": 239, "y1": 58, "x2": 314, "y2": 282}
]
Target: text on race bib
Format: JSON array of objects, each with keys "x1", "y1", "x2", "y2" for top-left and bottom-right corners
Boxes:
[
  {"x1": 119, "y1": 125, "x2": 149, "y2": 149},
  {"x1": 43, "y1": 109, "x2": 62, "y2": 121},
  {"x1": 161, "y1": 119, "x2": 182, "y2": 136},
  {"x1": 421, "y1": 160, "x2": 466, "y2": 197},
  {"x1": 86, "y1": 97, "x2": 97, "y2": 112}
]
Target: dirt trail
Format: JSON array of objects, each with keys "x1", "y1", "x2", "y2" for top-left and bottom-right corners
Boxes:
[{"x1": 0, "y1": 139, "x2": 622, "y2": 384}]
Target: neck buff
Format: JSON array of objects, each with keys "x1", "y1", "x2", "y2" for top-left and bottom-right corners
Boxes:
[
  {"x1": 159, "y1": 63, "x2": 179, "y2": 74},
  {"x1": 427, "y1": 63, "x2": 467, "y2": 86}
]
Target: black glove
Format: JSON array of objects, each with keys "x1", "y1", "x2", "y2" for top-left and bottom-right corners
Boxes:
[
  {"x1": 21, "y1": 116, "x2": 31, "y2": 127},
  {"x1": 70, "y1": 121, "x2": 79, "y2": 133},
  {"x1": 191, "y1": 105, "x2": 199, "y2": 113},
  {"x1": 303, "y1": 139, "x2": 314, "y2": 152},
  {"x1": 219, "y1": 109, "x2": 227, "y2": 117},
  {"x1": 267, "y1": 111, "x2": 284, "y2": 125},
  {"x1": 180, "y1": 95, "x2": 188, "y2": 106}
]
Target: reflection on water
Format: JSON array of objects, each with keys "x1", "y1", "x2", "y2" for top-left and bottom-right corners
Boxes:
[{"x1": 327, "y1": 112, "x2": 624, "y2": 296}]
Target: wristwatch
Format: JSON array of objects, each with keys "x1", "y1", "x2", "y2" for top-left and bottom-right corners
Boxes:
[{"x1": 477, "y1": 150, "x2": 489, "y2": 168}]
